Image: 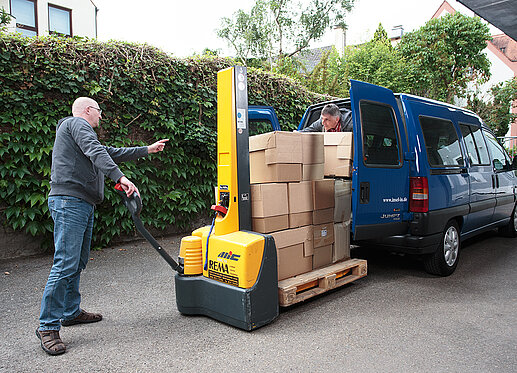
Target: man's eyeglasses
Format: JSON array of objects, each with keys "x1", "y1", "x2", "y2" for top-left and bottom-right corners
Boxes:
[{"x1": 89, "y1": 106, "x2": 102, "y2": 115}]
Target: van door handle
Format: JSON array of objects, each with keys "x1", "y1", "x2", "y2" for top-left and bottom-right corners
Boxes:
[{"x1": 360, "y1": 182, "x2": 370, "y2": 204}]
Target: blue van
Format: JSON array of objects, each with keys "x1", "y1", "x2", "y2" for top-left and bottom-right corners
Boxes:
[{"x1": 297, "y1": 80, "x2": 517, "y2": 276}]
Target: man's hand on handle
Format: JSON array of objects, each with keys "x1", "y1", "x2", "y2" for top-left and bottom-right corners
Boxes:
[
  {"x1": 118, "y1": 176, "x2": 139, "y2": 198},
  {"x1": 147, "y1": 139, "x2": 169, "y2": 154}
]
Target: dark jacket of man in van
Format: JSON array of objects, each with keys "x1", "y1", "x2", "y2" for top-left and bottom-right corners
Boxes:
[{"x1": 300, "y1": 103, "x2": 353, "y2": 132}]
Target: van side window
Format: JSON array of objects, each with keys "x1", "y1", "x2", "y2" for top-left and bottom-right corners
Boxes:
[
  {"x1": 420, "y1": 116, "x2": 464, "y2": 167},
  {"x1": 360, "y1": 101, "x2": 401, "y2": 166},
  {"x1": 459, "y1": 124, "x2": 490, "y2": 165},
  {"x1": 484, "y1": 131, "x2": 512, "y2": 171}
]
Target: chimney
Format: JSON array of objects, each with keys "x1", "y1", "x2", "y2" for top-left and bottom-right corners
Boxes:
[
  {"x1": 390, "y1": 25, "x2": 404, "y2": 39},
  {"x1": 334, "y1": 25, "x2": 346, "y2": 56}
]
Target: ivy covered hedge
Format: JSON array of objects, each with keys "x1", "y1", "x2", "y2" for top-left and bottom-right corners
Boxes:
[{"x1": 0, "y1": 33, "x2": 324, "y2": 249}]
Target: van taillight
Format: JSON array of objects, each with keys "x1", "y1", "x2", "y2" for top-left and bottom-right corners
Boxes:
[{"x1": 410, "y1": 177, "x2": 429, "y2": 213}]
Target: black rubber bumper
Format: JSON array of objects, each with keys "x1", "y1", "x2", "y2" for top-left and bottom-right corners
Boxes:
[
  {"x1": 372, "y1": 232, "x2": 442, "y2": 254},
  {"x1": 355, "y1": 231, "x2": 442, "y2": 255}
]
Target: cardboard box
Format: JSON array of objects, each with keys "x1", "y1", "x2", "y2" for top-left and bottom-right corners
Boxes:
[
  {"x1": 337, "y1": 144, "x2": 353, "y2": 159},
  {"x1": 250, "y1": 150, "x2": 302, "y2": 183},
  {"x1": 249, "y1": 131, "x2": 302, "y2": 164},
  {"x1": 313, "y1": 208, "x2": 334, "y2": 225},
  {"x1": 300, "y1": 133, "x2": 324, "y2": 164},
  {"x1": 324, "y1": 147, "x2": 352, "y2": 177},
  {"x1": 334, "y1": 179, "x2": 352, "y2": 223},
  {"x1": 252, "y1": 215, "x2": 289, "y2": 234},
  {"x1": 302, "y1": 163, "x2": 324, "y2": 181},
  {"x1": 277, "y1": 243, "x2": 313, "y2": 280},
  {"x1": 313, "y1": 244, "x2": 333, "y2": 269},
  {"x1": 323, "y1": 132, "x2": 353, "y2": 177},
  {"x1": 312, "y1": 179, "x2": 335, "y2": 210},
  {"x1": 271, "y1": 225, "x2": 314, "y2": 257},
  {"x1": 323, "y1": 132, "x2": 353, "y2": 148},
  {"x1": 251, "y1": 183, "x2": 288, "y2": 218},
  {"x1": 289, "y1": 211, "x2": 312, "y2": 229},
  {"x1": 313, "y1": 223, "x2": 334, "y2": 248},
  {"x1": 288, "y1": 181, "x2": 313, "y2": 214},
  {"x1": 333, "y1": 221, "x2": 351, "y2": 262}
]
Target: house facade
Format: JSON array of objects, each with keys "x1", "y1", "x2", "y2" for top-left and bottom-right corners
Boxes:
[{"x1": 1, "y1": 0, "x2": 97, "y2": 38}]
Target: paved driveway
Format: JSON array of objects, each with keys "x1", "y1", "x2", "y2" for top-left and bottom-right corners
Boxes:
[{"x1": 1, "y1": 231, "x2": 516, "y2": 372}]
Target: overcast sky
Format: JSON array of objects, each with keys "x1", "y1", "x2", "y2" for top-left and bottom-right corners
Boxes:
[{"x1": 93, "y1": 0, "x2": 482, "y2": 57}]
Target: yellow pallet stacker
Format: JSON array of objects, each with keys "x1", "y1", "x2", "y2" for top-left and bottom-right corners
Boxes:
[{"x1": 117, "y1": 66, "x2": 279, "y2": 330}]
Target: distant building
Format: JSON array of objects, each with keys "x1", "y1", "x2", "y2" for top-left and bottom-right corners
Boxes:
[
  {"x1": 294, "y1": 26, "x2": 347, "y2": 73},
  {"x1": 0, "y1": 0, "x2": 98, "y2": 38}
]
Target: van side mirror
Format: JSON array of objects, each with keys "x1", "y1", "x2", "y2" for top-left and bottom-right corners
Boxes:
[
  {"x1": 493, "y1": 159, "x2": 503, "y2": 171},
  {"x1": 513, "y1": 155, "x2": 517, "y2": 170}
]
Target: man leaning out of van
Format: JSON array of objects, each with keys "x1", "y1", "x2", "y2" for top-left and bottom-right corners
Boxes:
[{"x1": 300, "y1": 103, "x2": 352, "y2": 132}]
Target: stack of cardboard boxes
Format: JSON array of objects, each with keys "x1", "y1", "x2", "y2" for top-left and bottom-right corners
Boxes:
[{"x1": 249, "y1": 131, "x2": 353, "y2": 281}]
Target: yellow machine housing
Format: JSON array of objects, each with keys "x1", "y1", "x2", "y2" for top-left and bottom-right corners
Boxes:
[{"x1": 193, "y1": 228, "x2": 264, "y2": 288}]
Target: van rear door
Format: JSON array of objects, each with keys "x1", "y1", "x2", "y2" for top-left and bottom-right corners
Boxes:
[{"x1": 350, "y1": 80, "x2": 410, "y2": 240}]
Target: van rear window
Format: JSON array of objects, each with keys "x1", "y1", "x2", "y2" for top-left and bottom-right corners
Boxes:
[
  {"x1": 419, "y1": 116, "x2": 464, "y2": 167},
  {"x1": 360, "y1": 101, "x2": 401, "y2": 167}
]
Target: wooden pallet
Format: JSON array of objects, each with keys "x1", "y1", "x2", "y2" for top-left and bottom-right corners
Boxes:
[{"x1": 277, "y1": 258, "x2": 367, "y2": 307}]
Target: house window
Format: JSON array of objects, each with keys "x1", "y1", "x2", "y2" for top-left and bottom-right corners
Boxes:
[
  {"x1": 48, "y1": 4, "x2": 72, "y2": 36},
  {"x1": 10, "y1": 0, "x2": 38, "y2": 36}
]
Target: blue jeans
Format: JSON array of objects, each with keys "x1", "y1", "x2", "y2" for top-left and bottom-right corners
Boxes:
[{"x1": 39, "y1": 196, "x2": 95, "y2": 331}]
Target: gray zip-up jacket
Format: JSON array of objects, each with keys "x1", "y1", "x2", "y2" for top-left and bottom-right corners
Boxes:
[{"x1": 49, "y1": 116, "x2": 148, "y2": 205}]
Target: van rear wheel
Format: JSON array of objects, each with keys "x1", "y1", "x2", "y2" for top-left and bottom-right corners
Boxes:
[
  {"x1": 498, "y1": 204, "x2": 517, "y2": 238},
  {"x1": 424, "y1": 220, "x2": 460, "y2": 276}
]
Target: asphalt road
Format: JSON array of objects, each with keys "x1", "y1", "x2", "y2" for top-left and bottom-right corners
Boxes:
[{"x1": 1, "y1": 230, "x2": 516, "y2": 372}]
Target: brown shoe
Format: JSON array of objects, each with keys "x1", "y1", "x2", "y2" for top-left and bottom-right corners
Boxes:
[
  {"x1": 61, "y1": 310, "x2": 103, "y2": 326},
  {"x1": 36, "y1": 329, "x2": 66, "y2": 356}
]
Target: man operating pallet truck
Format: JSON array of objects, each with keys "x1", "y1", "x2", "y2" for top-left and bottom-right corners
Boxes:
[{"x1": 37, "y1": 97, "x2": 168, "y2": 355}]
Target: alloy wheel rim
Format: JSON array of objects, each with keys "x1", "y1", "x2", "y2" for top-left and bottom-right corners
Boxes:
[{"x1": 443, "y1": 226, "x2": 459, "y2": 267}]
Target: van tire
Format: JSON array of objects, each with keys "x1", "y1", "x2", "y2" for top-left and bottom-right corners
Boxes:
[
  {"x1": 499, "y1": 204, "x2": 517, "y2": 238},
  {"x1": 424, "y1": 220, "x2": 460, "y2": 276}
]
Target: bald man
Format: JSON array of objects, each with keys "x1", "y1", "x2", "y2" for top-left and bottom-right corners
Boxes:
[{"x1": 36, "y1": 97, "x2": 168, "y2": 355}]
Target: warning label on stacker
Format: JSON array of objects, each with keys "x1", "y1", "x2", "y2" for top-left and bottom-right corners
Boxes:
[{"x1": 208, "y1": 270, "x2": 239, "y2": 287}]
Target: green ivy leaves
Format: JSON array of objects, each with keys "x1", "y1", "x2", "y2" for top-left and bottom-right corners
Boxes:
[{"x1": 0, "y1": 33, "x2": 322, "y2": 250}]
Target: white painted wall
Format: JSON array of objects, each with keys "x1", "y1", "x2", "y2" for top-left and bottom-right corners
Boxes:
[
  {"x1": 474, "y1": 47, "x2": 515, "y2": 101},
  {"x1": 0, "y1": 0, "x2": 97, "y2": 38}
]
